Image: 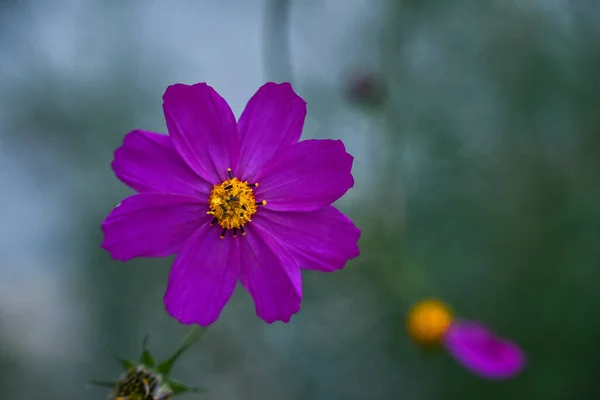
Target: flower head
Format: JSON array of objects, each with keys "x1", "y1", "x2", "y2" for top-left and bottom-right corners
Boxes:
[
  {"x1": 112, "y1": 365, "x2": 173, "y2": 400},
  {"x1": 91, "y1": 333, "x2": 202, "y2": 399},
  {"x1": 407, "y1": 299, "x2": 526, "y2": 380},
  {"x1": 406, "y1": 299, "x2": 453, "y2": 345},
  {"x1": 102, "y1": 82, "x2": 360, "y2": 326},
  {"x1": 346, "y1": 71, "x2": 387, "y2": 109},
  {"x1": 443, "y1": 320, "x2": 526, "y2": 380}
]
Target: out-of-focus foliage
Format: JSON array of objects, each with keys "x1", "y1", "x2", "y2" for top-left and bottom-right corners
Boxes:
[{"x1": 1, "y1": 1, "x2": 599, "y2": 399}]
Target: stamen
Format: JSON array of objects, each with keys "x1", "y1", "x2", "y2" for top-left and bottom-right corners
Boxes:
[{"x1": 207, "y1": 169, "x2": 263, "y2": 235}]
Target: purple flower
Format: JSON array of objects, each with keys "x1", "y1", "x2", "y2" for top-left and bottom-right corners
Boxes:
[
  {"x1": 407, "y1": 299, "x2": 526, "y2": 380},
  {"x1": 346, "y1": 71, "x2": 387, "y2": 108},
  {"x1": 443, "y1": 320, "x2": 526, "y2": 380},
  {"x1": 101, "y1": 82, "x2": 360, "y2": 326}
]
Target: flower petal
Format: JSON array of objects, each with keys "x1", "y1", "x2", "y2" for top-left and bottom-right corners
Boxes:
[
  {"x1": 254, "y1": 206, "x2": 360, "y2": 272},
  {"x1": 111, "y1": 129, "x2": 212, "y2": 196},
  {"x1": 164, "y1": 223, "x2": 240, "y2": 326},
  {"x1": 443, "y1": 321, "x2": 526, "y2": 380},
  {"x1": 101, "y1": 193, "x2": 208, "y2": 261},
  {"x1": 238, "y1": 223, "x2": 302, "y2": 323},
  {"x1": 253, "y1": 139, "x2": 354, "y2": 212},
  {"x1": 236, "y1": 82, "x2": 307, "y2": 181},
  {"x1": 163, "y1": 83, "x2": 240, "y2": 183}
]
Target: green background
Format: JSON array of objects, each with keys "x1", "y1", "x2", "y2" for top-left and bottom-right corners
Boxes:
[{"x1": 1, "y1": 1, "x2": 599, "y2": 398}]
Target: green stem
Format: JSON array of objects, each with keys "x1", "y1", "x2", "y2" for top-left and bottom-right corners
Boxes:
[
  {"x1": 263, "y1": 0, "x2": 293, "y2": 83},
  {"x1": 173, "y1": 325, "x2": 206, "y2": 355},
  {"x1": 156, "y1": 325, "x2": 206, "y2": 377}
]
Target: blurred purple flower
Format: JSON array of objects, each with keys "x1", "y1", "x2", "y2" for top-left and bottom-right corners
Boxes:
[
  {"x1": 407, "y1": 299, "x2": 526, "y2": 380},
  {"x1": 346, "y1": 71, "x2": 386, "y2": 108},
  {"x1": 443, "y1": 320, "x2": 526, "y2": 380},
  {"x1": 101, "y1": 82, "x2": 360, "y2": 326}
]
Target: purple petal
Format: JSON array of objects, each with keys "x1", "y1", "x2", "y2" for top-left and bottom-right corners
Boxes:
[
  {"x1": 111, "y1": 129, "x2": 212, "y2": 196},
  {"x1": 101, "y1": 193, "x2": 208, "y2": 261},
  {"x1": 163, "y1": 83, "x2": 240, "y2": 183},
  {"x1": 236, "y1": 82, "x2": 307, "y2": 182},
  {"x1": 164, "y1": 223, "x2": 240, "y2": 326},
  {"x1": 253, "y1": 139, "x2": 354, "y2": 212},
  {"x1": 443, "y1": 321, "x2": 526, "y2": 380},
  {"x1": 254, "y1": 206, "x2": 360, "y2": 272},
  {"x1": 238, "y1": 222, "x2": 302, "y2": 323}
]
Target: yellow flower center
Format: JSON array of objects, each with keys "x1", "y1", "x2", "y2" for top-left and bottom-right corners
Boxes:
[
  {"x1": 406, "y1": 299, "x2": 453, "y2": 345},
  {"x1": 207, "y1": 168, "x2": 266, "y2": 238}
]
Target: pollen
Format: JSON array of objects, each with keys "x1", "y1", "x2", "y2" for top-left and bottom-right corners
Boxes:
[
  {"x1": 207, "y1": 168, "x2": 265, "y2": 237},
  {"x1": 114, "y1": 366, "x2": 166, "y2": 400},
  {"x1": 406, "y1": 299, "x2": 453, "y2": 345}
]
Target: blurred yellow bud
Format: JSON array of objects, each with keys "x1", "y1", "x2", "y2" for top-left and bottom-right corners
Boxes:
[{"x1": 407, "y1": 299, "x2": 453, "y2": 345}]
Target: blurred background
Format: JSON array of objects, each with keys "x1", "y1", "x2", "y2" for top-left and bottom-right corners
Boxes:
[{"x1": 1, "y1": 0, "x2": 599, "y2": 398}]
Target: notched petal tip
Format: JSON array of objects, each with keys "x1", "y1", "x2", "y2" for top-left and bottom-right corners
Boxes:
[
  {"x1": 100, "y1": 194, "x2": 208, "y2": 263},
  {"x1": 443, "y1": 321, "x2": 526, "y2": 380},
  {"x1": 255, "y1": 138, "x2": 356, "y2": 212},
  {"x1": 254, "y1": 206, "x2": 360, "y2": 273},
  {"x1": 259, "y1": 81, "x2": 306, "y2": 101},
  {"x1": 163, "y1": 225, "x2": 240, "y2": 327},
  {"x1": 100, "y1": 217, "x2": 131, "y2": 262},
  {"x1": 110, "y1": 129, "x2": 211, "y2": 196},
  {"x1": 236, "y1": 82, "x2": 307, "y2": 180},
  {"x1": 258, "y1": 297, "x2": 301, "y2": 324},
  {"x1": 238, "y1": 224, "x2": 303, "y2": 324},
  {"x1": 163, "y1": 303, "x2": 219, "y2": 328},
  {"x1": 162, "y1": 82, "x2": 239, "y2": 183},
  {"x1": 162, "y1": 82, "x2": 210, "y2": 101},
  {"x1": 333, "y1": 139, "x2": 356, "y2": 189}
]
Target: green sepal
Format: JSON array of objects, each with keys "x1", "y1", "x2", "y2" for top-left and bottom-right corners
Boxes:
[
  {"x1": 140, "y1": 335, "x2": 156, "y2": 367},
  {"x1": 88, "y1": 380, "x2": 117, "y2": 389},
  {"x1": 104, "y1": 346, "x2": 135, "y2": 370},
  {"x1": 93, "y1": 328, "x2": 206, "y2": 398},
  {"x1": 167, "y1": 378, "x2": 205, "y2": 395},
  {"x1": 116, "y1": 357, "x2": 135, "y2": 370},
  {"x1": 156, "y1": 326, "x2": 205, "y2": 377}
]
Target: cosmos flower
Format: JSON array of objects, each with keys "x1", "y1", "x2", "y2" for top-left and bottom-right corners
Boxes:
[
  {"x1": 345, "y1": 71, "x2": 387, "y2": 109},
  {"x1": 407, "y1": 299, "x2": 526, "y2": 380},
  {"x1": 91, "y1": 332, "x2": 203, "y2": 400},
  {"x1": 102, "y1": 82, "x2": 360, "y2": 326}
]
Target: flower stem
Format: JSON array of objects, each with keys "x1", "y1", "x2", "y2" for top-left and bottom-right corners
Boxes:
[
  {"x1": 156, "y1": 325, "x2": 206, "y2": 377},
  {"x1": 173, "y1": 325, "x2": 206, "y2": 356},
  {"x1": 263, "y1": 0, "x2": 293, "y2": 83}
]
